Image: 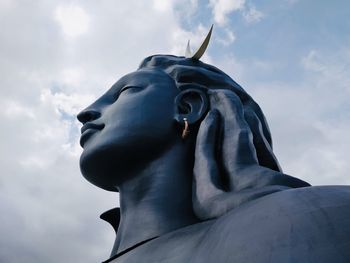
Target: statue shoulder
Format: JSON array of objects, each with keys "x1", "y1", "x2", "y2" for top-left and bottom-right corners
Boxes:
[{"x1": 192, "y1": 186, "x2": 350, "y2": 263}]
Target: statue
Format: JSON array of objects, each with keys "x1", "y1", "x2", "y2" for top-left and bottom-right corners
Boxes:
[{"x1": 77, "y1": 28, "x2": 350, "y2": 262}]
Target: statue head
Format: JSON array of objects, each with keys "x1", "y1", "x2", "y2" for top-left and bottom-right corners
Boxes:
[{"x1": 78, "y1": 54, "x2": 309, "y2": 220}]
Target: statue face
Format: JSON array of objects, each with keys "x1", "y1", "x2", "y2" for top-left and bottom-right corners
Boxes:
[{"x1": 78, "y1": 69, "x2": 180, "y2": 191}]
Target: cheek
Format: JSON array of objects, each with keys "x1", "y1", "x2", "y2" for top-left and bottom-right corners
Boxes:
[{"x1": 104, "y1": 93, "x2": 176, "y2": 135}]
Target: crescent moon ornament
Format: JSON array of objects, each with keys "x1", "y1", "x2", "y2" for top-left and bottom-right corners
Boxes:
[
  {"x1": 185, "y1": 24, "x2": 213, "y2": 60},
  {"x1": 185, "y1": 40, "x2": 192, "y2": 58}
]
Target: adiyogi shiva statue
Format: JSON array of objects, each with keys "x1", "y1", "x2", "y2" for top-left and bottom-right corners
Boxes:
[{"x1": 77, "y1": 26, "x2": 350, "y2": 263}]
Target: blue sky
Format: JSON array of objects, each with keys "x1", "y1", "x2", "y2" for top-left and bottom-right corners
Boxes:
[{"x1": 0, "y1": 1, "x2": 349, "y2": 262}]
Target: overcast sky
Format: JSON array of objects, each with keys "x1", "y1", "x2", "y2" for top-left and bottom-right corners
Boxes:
[{"x1": 0, "y1": 0, "x2": 349, "y2": 262}]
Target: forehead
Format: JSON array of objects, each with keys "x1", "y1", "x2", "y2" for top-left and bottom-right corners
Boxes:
[{"x1": 114, "y1": 69, "x2": 174, "y2": 87}]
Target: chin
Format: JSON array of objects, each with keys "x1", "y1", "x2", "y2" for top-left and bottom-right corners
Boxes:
[
  {"x1": 79, "y1": 134, "x2": 169, "y2": 191},
  {"x1": 79, "y1": 148, "x2": 124, "y2": 192}
]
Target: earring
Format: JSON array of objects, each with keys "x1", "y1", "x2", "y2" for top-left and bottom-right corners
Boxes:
[{"x1": 182, "y1": 118, "x2": 190, "y2": 139}]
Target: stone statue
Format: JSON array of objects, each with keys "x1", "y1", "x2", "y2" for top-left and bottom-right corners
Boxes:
[{"x1": 77, "y1": 32, "x2": 350, "y2": 263}]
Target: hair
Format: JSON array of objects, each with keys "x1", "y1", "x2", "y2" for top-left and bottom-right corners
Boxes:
[
  {"x1": 139, "y1": 55, "x2": 279, "y2": 169},
  {"x1": 138, "y1": 55, "x2": 310, "y2": 220}
]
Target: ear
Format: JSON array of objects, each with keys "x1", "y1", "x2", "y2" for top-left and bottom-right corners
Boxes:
[{"x1": 174, "y1": 88, "x2": 209, "y2": 125}]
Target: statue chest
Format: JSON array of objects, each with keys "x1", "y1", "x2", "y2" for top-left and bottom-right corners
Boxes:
[
  {"x1": 105, "y1": 220, "x2": 212, "y2": 263},
  {"x1": 106, "y1": 186, "x2": 350, "y2": 263}
]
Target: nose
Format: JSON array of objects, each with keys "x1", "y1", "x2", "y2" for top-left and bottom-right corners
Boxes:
[{"x1": 77, "y1": 108, "x2": 101, "y2": 124}]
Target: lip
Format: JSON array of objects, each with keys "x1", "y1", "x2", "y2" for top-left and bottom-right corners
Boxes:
[{"x1": 80, "y1": 122, "x2": 105, "y2": 147}]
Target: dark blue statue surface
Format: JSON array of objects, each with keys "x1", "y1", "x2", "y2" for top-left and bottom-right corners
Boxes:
[{"x1": 77, "y1": 55, "x2": 350, "y2": 262}]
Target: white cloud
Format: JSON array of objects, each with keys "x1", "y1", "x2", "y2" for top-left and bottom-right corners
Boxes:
[
  {"x1": 243, "y1": 4, "x2": 265, "y2": 24},
  {"x1": 301, "y1": 50, "x2": 326, "y2": 72},
  {"x1": 190, "y1": 0, "x2": 199, "y2": 9},
  {"x1": 54, "y1": 4, "x2": 90, "y2": 37},
  {"x1": 217, "y1": 28, "x2": 236, "y2": 46},
  {"x1": 243, "y1": 47, "x2": 350, "y2": 186},
  {"x1": 209, "y1": 0, "x2": 245, "y2": 26},
  {"x1": 0, "y1": 1, "x2": 183, "y2": 262},
  {"x1": 3, "y1": 100, "x2": 35, "y2": 119},
  {"x1": 208, "y1": 0, "x2": 264, "y2": 27},
  {"x1": 61, "y1": 68, "x2": 84, "y2": 86},
  {"x1": 152, "y1": 0, "x2": 173, "y2": 12},
  {"x1": 301, "y1": 49, "x2": 350, "y2": 93},
  {"x1": 211, "y1": 41, "x2": 350, "y2": 186},
  {"x1": 0, "y1": 0, "x2": 15, "y2": 10},
  {"x1": 172, "y1": 0, "x2": 200, "y2": 21}
]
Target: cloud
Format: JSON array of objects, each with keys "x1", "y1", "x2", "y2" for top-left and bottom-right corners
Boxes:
[
  {"x1": 243, "y1": 47, "x2": 350, "y2": 186},
  {"x1": 0, "y1": 0, "x2": 183, "y2": 262},
  {"x1": 55, "y1": 4, "x2": 90, "y2": 38},
  {"x1": 209, "y1": 0, "x2": 245, "y2": 26},
  {"x1": 152, "y1": 0, "x2": 173, "y2": 12},
  {"x1": 301, "y1": 50, "x2": 325, "y2": 72},
  {"x1": 217, "y1": 28, "x2": 236, "y2": 46},
  {"x1": 243, "y1": 4, "x2": 265, "y2": 24},
  {"x1": 208, "y1": 0, "x2": 264, "y2": 28}
]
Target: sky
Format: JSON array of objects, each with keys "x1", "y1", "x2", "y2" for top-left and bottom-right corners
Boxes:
[{"x1": 0, "y1": 0, "x2": 349, "y2": 262}]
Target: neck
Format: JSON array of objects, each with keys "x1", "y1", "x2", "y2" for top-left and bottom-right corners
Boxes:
[{"x1": 112, "y1": 142, "x2": 199, "y2": 256}]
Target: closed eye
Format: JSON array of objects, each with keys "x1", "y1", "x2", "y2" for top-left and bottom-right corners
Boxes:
[
  {"x1": 119, "y1": 86, "x2": 142, "y2": 95},
  {"x1": 113, "y1": 86, "x2": 142, "y2": 101}
]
